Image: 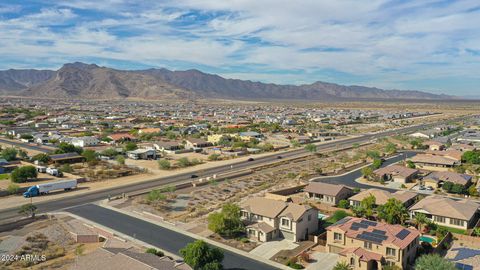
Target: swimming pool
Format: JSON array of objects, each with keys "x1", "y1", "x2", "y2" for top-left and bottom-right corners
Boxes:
[{"x1": 419, "y1": 235, "x2": 436, "y2": 243}]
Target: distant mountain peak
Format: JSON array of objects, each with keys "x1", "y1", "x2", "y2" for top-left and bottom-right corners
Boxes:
[{"x1": 0, "y1": 63, "x2": 454, "y2": 101}]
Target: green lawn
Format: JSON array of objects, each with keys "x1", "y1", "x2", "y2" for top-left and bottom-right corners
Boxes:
[
  {"x1": 0, "y1": 173, "x2": 10, "y2": 180},
  {"x1": 437, "y1": 225, "x2": 467, "y2": 235}
]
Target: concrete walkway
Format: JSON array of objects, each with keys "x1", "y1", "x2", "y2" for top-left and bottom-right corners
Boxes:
[{"x1": 250, "y1": 239, "x2": 298, "y2": 260}]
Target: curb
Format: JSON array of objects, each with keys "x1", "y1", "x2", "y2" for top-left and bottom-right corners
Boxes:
[{"x1": 97, "y1": 200, "x2": 290, "y2": 270}]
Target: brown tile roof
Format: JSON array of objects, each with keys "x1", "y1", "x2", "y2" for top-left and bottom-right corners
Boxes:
[
  {"x1": 409, "y1": 196, "x2": 479, "y2": 221},
  {"x1": 241, "y1": 197, "x2": 287, "y2": 218},
  {"x1": 349, "y1": 189, "x2": 417, "y2": 206},
  {"x1": 410, "y1": 154, "x2": 459, "y2": 166},
  {"x1": 423, "y1": 171, "x2": 472, "y2": 185},
  {"x1": 280, "y1": 203, "x2": 312, "y2": 221},
  {"x1": 374, "y1": 165, "x2": 418, "y2": 178},
  {"x1": 247, "y1": 222, "x2": 275, "y2": 233},
  {"x1": 109, "y1": 133, "x2": 136, "y2": 141},
  {"x1": 304, "y1": 182, "x2": 352, "y2": 196},
  {"x1": 339, "y1": 247, "x2": 383, "y2": 262},
  {"x1": 328, "y1": 217, "x2": 419, "y2": 249}
]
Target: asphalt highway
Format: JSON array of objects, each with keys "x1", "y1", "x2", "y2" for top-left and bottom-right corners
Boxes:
[
  {"x1": 67, "y1": 204, "x2": 279, "y2": 270},
  {"x1": 0, "y1": 138, "x2": 53, "y2": 153},
  {"x1": 0, "y1": 122, "x2": 436, "y2": 220}
]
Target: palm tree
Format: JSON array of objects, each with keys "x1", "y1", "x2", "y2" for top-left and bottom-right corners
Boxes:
[
  {"x1": 333, "y1": 261, "x2": 352, "y2": 270},
  {"x1": 414, "y1": 213, "x2": 428, "y2": 232}
]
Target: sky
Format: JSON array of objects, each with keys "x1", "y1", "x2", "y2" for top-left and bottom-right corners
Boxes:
[{"x1": 0, "y1": 0, "x2": 479, "y2": 96}]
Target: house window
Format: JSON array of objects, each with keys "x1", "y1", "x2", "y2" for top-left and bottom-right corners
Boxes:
[
  {"x1": 248, "y1": 229, "x2": 256, "y2": 236},
  {"x1": 241, "y1": 211, "x2": 248, "y2": 218},
  {"x1": 350, "y1": 258, "x2": 355, "y2": 266},
  {"x1": 434, "y1": 216, "x2": 446, "y2": 223},
  {"x1": 281, "y1": 219, "x2": 290, "y2": 227},
  {"x1": 386, "y1": 247, "x2": 396, "y2": 257},
  {"x1": 364, "y1": 241, "x2": 372, "y2": 250},
  {"x1": 334, "y1": 233, "x2": 342, "y2": 241},
  {"x1": 450, "y1": 219, "x2": 465, "y2": 227}
]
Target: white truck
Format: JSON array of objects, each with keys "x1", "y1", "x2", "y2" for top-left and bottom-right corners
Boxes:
[
  {"x1": 23, "y1": 179, "x2": 77, "y2": 198},
  {"x1": 46, "y1": 167, "x2": 62, "y2": 177}
]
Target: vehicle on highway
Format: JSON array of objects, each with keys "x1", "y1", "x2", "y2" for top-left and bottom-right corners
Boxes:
[
  {"x1": 191, "y1": 174, "x2": 198, "y2": 178},
  {"x1": 247, "y1": 158, "x2": 255, "y2": 161},
  {"x1": 23, "y1": 179, "x2": 77, "y2": 198},
  {"x1": 277, "y1": 156, "x2": 283, "y2": 159}
]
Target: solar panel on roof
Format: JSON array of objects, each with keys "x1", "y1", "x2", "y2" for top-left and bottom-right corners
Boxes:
[
  {"x1": 364, "y1": 232, "x2": 388, "y2": 241},
  {"x1": 372, "y1": 229, "x2": 386, "y2": 235},
  {"x1": 396, "y1": 229, "x2": 411, "y2": 240},
  {"x1": 357, "y1": 232, "x2": 385, "y2": 244},
  {"x1": 455, "y1": 263, "x2": 474, "y2": 270},
  {"x1": 360, "y1": 220, "x2": 377, "y2": 227}
]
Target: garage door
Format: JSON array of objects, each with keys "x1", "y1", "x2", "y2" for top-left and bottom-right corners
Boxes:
[
  {"x1": 280, "y1": 230, "x2": 295, "y2": 241},
  {"x1": 329, "y1": 245, "x2": 343, "y2": 253}
]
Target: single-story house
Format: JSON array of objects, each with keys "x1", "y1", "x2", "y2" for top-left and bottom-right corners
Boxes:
[
  {"x1": 373, "y1": 165, "x2": 419, "y2": 183},
  {"x1": 185, "y1": 138, "x2": 213, "y2": 149},
  {"x1": 153, "y1": 141, "x2": 183, "y2": 153},
  {"x1": 424, "y1": 140, "x2": 445, "y2": 151},
  {"x1": 349, "y1": 189, "x2": 417, "y2": 208},
  {"x1": 127, "y1": 149, "x2": 157, "y2": 160},
  {"x1": 304, "y1": 182, "x2": 353, "y2": 205},
  {"x1": 409, "y1": 154, "x2": 460, "y2": 170},
  {"x1": 108, "y1": 133, "x2": 136, "y2": 143},
  {"x1": 422, "y1": 171, "x2": 472, "y2": 189},
  {"x1": 409, "y1": 196, "x2": 479, "y2": 230},
  {"x1": 50, "y1": 152, "x2": 86, "y2": 165},
  {"x1": 71, "y1": 136, "x2": 100, "y2": 148}
]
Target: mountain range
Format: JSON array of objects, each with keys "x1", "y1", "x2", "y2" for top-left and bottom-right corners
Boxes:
[{"x1": 0, "y1": 62, "x2": 453, "y2": 101}]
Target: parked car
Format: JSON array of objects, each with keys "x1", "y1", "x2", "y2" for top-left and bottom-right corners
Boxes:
[{"x1": 247, "y1": 158, "x2": 255, "y2": 161}]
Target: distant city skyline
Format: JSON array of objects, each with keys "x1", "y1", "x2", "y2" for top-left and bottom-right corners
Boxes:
[{"x1": 0, "y1": 1, "x2": 479, "y2": 96}]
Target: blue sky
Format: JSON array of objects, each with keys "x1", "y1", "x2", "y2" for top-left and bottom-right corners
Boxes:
[{"x1": 0, "y1": 0, "x2": 479, "y2": 96}]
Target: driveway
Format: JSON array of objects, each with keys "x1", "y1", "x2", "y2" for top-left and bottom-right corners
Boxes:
[
  {"x1": 306, "y1": 252, "x2": 339, "y2": 270},
  {"x1": 250, "y1": 239, "x2": 298, "y2": 260}
]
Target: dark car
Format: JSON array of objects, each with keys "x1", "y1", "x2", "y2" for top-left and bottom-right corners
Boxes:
[
  {"x1": 277, "y1": 156, "x2": 283, "y2": 159},
  {"x1": 247, "y1": 158, "x2": 255, "y2": 161},
  {"x1": 191, "y1": 174, "x2": 198, "y2": 178}
]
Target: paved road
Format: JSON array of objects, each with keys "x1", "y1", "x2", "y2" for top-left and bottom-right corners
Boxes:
[
  {"x1": 0, "y1": 138, "x2": 53, "y2": 153},
  {"x1": 67, "y1": 204, "x2": 279, "y2": 270},
  {"x1": 311, "y1": 151, "x2": 417, "y2": 191}
]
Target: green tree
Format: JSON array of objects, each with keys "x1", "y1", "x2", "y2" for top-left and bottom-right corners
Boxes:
[
  {"x1": 208, "y1": 203, "x2": 244, "y2": 237},
  {"x1": 10, "y1": 166, "x2": 38, "y2": 183},
  {"x1": 124, "y1": 142, "x2": 138, "y2": 151},
  {"x1": 330, "y1": 210, "x2": 349, "y2": 222},
  {"x1": 414, "y1": 254, "x2": 455, "y2": 270},
  {"x1": 177, "y1": 157, "x2": 192, "y2": 168},
  {"x1": 333, "y1": 261, "x2": 352, "y2": 270},
  {"x1": 338, "y1": 199, "x2": 350, "y2": 209},
  {"x1": 414, "y1": 213, "x2": 428, "y2": 231},
  {"x1": 361, "y1": 166, "x2": 374, "y2": 180},
  {"x1": 101, "y1": 148, "x2": 118, "y2": 157},
  {"x1": 208, "y1": 154, "x2": 221, "y2": 161},
  {"x1": 31, "y1": 153, "x2": 51, "y2": 164},
  {"x1": 366, "y1": 150, "x2": 380, "y2": 159},
  {"x1": 468, "y1": 185, "x2": 478, "y2": 196},
  {"x1": 372, "y1": 158, "x2": 382, "y2": 169},
  {"x1": 462, "y1": 150, "x2": 480, "y2": 164},
  {"x1": 158, "y1": 159, "x2": 171, "y2": 170},
  {"x1": 82, "y1": 149, "x2": 98, "y2": 163},
  {"x1": 377, "y1": 198, "x2": 408, "y2": 224},
  {"x1": 146, "y1": 190, "x2": 167, "y2": 203},
  {"x1": 18, "y1": 203, "x2": 37, "y2": 218},
  {"x1": 179, "y1": 240, "x2": 224, "y2": 270},
  {"x1": 18, "y1": 149, "x2": 28, "y2": 160},
  {"x1": 360, "y1": 195, "x2": 376, "y2": 218},
  {"x1": 406, "y1": 160, "x2": 416, "y2": 169},
  {"x1": 55, "y1": 142, "x2": 83, "y2": 154},
  {"x1": 1, "y1": 147, "x2": 18, "y2": 161}
]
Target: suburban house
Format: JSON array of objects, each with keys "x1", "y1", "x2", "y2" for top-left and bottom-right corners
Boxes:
[
  {"x1": 71, "y1": 136, "x2": 100, "y2": 147},
  {"x1": 304, "y1": 182, "x2": 353, "y2": 205},
  {"x1": 240, "y1": 197, "x2": 318, "y2": 242},
  {"x1": 108, "y1": 133, "x2": 136, "y2": 143},
  {"x1": 127, "y1": 149, "x2": 157, "y2": 160},
  {"x1": 422, "y1": 171, "x2": 472, "y2": 189},
  {"x1": 409, "y1": 154, "x2": 460, "y2": 171},
  {"x1": 238, "y1": 131, "x2": 264, "y2": 141},
  {"x1": 409, "y1": 196, "x2": 479, "y2": 230},
  {"x1": 409, "y1": 130, "x2": 438, "y2": 139},
  {"x1": 153, "y1": 141, "x2": 183, "y2": 153},
  {"x1": 349, "y1": 189, "x2": 417, "y2": 208},
  {"x1": 185, "y1": 138, "x2": 213, "y2": 149},
  {"x1": 138, "y1": 127, "x2": 162, "y2": 134},
  {"x1": 373, "y1": 165, "x2": 419, "y2": 183},
  {"x1": 327, "y1": 217, "x2": 419, "y2": 270},
  {"x1": 50, "y1": 152, "x2": 86, "y2": 165},
  {"x1": 424, "y1": 140, "x2": 445, "y2": 151},
  {"x1": 72, "y1": 247, "x2": 192, "y2": 270}
]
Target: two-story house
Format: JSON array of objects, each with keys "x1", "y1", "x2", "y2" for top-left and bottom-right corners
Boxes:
[
  {"x1": 327, "y1": 217, "x2": 419, "y2": 270},
  {"x1": 240, "y1": 197, "x2": 318, "y2": 242},
  {"x1": 409, "y1": 196, "x2": 479, "y2": 231}
]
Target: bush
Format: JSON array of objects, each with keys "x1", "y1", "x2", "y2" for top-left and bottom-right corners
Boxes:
[
  {"x1": 286, "y1": 258, "x2": 304, "y2": 269},
  {"x1": 146, "y1": 248, "x2": 164, "y2": 257},
  {"x1": 10, "y1": 166, "x2": 38, "y2": 183},
  {"x1": 208, "y1": 154, "x2": 221, "y2": 161},
  {"x1": 330, "y1": 210, "x2": 349, "y2": 223},
  {"x1": 1, "y1": 148, "x2": 18, "y2": 161},
  {"x1": 31, "y1": 153, "x2": 51, "y2": 164},
  {"x1": 338, "y1": 200, "x2": 350, "y2": 209},
  {"x1": 7, "y1": 183, "x2": 20, "y2": 194},
  {"x1": 60, "y1": 164, "x2": 73, "y2": 173},
  {"x1": 146, "y1": 190, "x2": 167, "y2": 203},
  {"x1": 158, "y1": 159, "x2": 171, "y2": 170}
]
